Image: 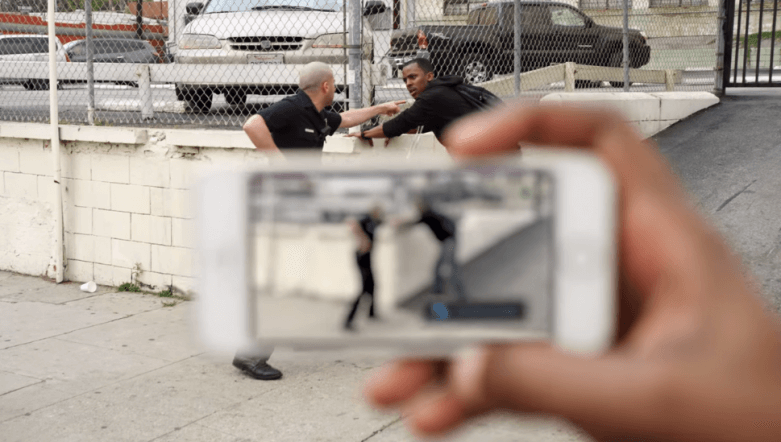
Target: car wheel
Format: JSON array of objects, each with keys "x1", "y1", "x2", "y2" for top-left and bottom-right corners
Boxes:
[
  {"x1": 458, "y1": 53, "x2": 492, "y2": 84},
  {"x1": 23, "y1": 79, "x2": 49, "y2": 90},
  {"x1": 608, "y1": 52, "x2": 633, "y2": 88},
  {"x1": 183, "y1": 88, "x2": 212, "y2": 113},
  {"x1": 225, "y1": 89, "x2": 247, "y2": 106},
  {"x1": 575, "y1": 80, "x2": 601, "y2": 89},
  {"x1": 175, "y1": 84, "x2": 186, "y2": 101}
]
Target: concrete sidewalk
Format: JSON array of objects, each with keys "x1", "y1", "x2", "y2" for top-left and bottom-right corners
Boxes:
[{"x1": 0, "y1": 271, "x2": 588, "y2": 442}]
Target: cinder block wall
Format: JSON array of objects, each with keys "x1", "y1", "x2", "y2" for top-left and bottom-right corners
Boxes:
[{"x1": 0, "y1": 125, "x2": 272, "y2": 295}]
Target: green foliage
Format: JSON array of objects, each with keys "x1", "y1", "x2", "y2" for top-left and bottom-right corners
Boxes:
[
  {"x1": 118, "y1": 282, "x2": 142, "y2": 292},
  {"x1": 739, "y1": 31, "x2": 781, "y2": 48}
]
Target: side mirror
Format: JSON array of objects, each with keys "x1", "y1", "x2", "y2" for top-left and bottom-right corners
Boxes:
[
  {"x1": 363, "y1": 0, "x2": 386, "y2": 16},
  {"x1": 186, "y1": 2, "x2": 204, "y2": 15}
]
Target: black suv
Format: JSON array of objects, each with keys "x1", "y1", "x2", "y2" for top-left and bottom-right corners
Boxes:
[{"x1": 390, "y1": 1, "x2": 650, "y2": 84}]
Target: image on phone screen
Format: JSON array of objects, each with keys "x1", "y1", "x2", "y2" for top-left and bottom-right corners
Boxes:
[{"x1": 248, "y1": 164, "x2": 555, "y2": 344}]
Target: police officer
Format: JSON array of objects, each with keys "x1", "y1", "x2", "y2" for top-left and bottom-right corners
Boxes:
[
  {"x1": 243, "y1": 62, "x2": 405, "y2": 151},
  {"x1": 233, "y1": 63, "x2": 403, "y2": 381}
]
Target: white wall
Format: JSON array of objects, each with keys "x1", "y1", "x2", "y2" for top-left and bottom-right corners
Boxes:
[{"x1": 0, "y1": 124, "x2": 274, "y2": 294}]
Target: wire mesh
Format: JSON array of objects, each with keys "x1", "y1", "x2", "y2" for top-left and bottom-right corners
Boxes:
[{"x1": 0, "y1": 0, "x2": 723, "y2": 128}]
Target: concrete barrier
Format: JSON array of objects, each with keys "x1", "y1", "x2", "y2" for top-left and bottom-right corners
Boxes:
[{"x1": 539, "y1": 91, "x2": 720, "y2": 138}]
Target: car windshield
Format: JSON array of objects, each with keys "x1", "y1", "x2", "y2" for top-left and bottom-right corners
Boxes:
[{"x1": 203, "y1": 0, "x2": 342, "y2": 13}]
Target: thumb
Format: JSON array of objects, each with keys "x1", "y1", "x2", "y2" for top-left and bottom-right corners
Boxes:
[{"x1": 451, "y1": 344, "x2": 663, "y2": 434}]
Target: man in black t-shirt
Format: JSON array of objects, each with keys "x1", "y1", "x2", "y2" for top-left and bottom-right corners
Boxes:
[
  {"x1": 243, "y1": 62, "x2": 405, "y2": 152},
  {"x1": 355, "y1": 58, "x2": 481, "y2": 145},
  {"x1": 395, "y1": 198, "x2": 466, "y2": 301},
  {"x1": 344, "y1": 206, "x2": 383, "y2": 330}
]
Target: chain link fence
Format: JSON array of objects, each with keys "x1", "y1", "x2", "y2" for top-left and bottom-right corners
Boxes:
[{"x1": 0, "y1": 0, "x2": 721, "y2": 128}]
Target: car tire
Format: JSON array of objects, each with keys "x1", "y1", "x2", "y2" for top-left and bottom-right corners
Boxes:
[
  {"x1": 225, "y1": 89, "x2": 247, "y2": 106},
  {"x1": 175, "y1": 84, "x2": 186, "y2": 101},
  {"x1": 182, "y1": 87, "x2": 213, "y2": 113},
  {"x1": 608, "y1": 52, "x2": 633, "y2": 88},
  {"x1": 23, "y1": 79, "x2": 49, "y2": 91},
  {"x1": 458, "y1": 53, "x2": 492, "y2": 84},
  {"x1": 575, "y1": 80, "x2": 601, "y2": 89}
]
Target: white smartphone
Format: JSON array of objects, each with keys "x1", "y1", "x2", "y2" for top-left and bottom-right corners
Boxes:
[{"x1": 195, "y1": 151, "x2": 617, "y2": 356}]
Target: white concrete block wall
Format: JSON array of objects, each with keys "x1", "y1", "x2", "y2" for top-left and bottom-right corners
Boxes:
[
  {"x1": 111, "y1": 184, "x2": 151, "y2": 214},
  {"x1": 539, "y1": 92, "x2": 720, "y2": 139},
  {"x1": 91, "y1": 154, "x2": 130, "y2": 184},
  {"x1": 0, "y1": 127, "x2": 270, "y2": 292},
  {"x1": 0, "y1": 139, "x2": 57, "y2": 277}
]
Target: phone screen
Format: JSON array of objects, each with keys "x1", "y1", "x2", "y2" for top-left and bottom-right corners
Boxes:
[{"x1": 247, "y1": 164, "x2": 556, "y2": 346}]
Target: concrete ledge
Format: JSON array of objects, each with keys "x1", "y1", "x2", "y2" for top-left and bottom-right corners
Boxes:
[
  {"x1": 539, "y1": 91, "x2": 719, "y2": 138},
  {"x1": 323, "y1": 132, "x2": 449, "y2": 157},
  {"x1": 60, "y1": 125, "x2": 149, "y2": 144},
  {"x1": 164, "y1": 128, "x2": 254, "y2": 149},
  {"x1": 0, "y1": 123, "x2": 149, "y2": 144}
]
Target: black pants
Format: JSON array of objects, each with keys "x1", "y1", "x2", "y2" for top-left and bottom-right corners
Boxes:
[{"x1": 345, "y1": 251, "x2": 375, "y2": 325}]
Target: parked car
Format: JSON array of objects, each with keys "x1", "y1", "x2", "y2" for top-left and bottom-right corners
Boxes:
[
  {"x1": 63, "y1": 38, "x2": 162, "y2": 64},
  {"x1": 0, "y1": 34, "x2": 67, "y2": 90},
  {"x1": 63, "y1": 38, "x2": 163, "y2": 86},
  {"x1": 390, "y1": 1, "x2": 651, "y2": 87},
  {"x1": 174, "y1": 0, "x2": 389, "y2": 112}
]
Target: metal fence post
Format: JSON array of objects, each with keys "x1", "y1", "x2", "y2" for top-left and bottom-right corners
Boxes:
[
  {"x1": 714, "y1": 0, "x2": 730, "y2": 96},
  {"x1": 622, "y1": 0, "x2": 630, "y2": 92},
  {"x1": 136, "y1": 0, "x2": 144, "y2": 39},
  {"x1": 565, "y1": 62, "x2": 576, "y2": 91},
  {"x1": 48, "y1": 0, "x2": 64, "y2": 283},
  {"x1": 513, "y1": 0, "x2": 521, "y2": 96},
  {"x1": 348, "y1": 0, "x2": 362, "y2": 110},
  {"x1": 137, "y1": 65, "x2": 154, "y2": 120},
  {"x1": 85, "y1": 0, "x2": 95, "y2": 125}
]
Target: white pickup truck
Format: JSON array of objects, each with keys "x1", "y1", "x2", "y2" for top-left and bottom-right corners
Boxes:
[{"x1": 175, "y1": 0, "x2": 390, "y2": 112}]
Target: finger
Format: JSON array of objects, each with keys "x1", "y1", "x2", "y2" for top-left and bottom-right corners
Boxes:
[
  {"x1": 364, "y1": 360, "x2": 438, "y2": 408},
  {"x1": 446, "y1": 344, "x2": 666, "y2": 437},
  {"x1": 400, "y1": 384, "x2": 473, "y2": 437},
  {"x1": 393, "y1": 100, "x2": 407, "y2": 105},
  {"x1": 440, "y1": 103, "x2": 683, "y2": 200}
]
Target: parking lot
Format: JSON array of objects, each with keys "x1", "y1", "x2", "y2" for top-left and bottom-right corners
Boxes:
[{"x1": 0, "y1": 68, "x2": 723, "y2": 128}]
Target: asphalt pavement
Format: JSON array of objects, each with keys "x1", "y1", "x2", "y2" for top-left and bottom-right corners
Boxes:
[{"x1": 653, "y1": 87, "x2": 781, "y2": 310}]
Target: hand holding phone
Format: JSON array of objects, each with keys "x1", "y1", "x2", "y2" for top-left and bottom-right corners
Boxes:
[{"x1": 363, "y1": 105, "x2": 781, "y2": 442}]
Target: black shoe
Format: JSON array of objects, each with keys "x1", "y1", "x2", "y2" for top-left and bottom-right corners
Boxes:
[
  {"x1": 344, "y1": 322, "x2": 356, "y2": 331},
  {"x1": 232, "y1": 356, "x2": 283, "y2": 380}
]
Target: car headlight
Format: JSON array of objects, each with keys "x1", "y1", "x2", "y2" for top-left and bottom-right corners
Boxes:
[
  {"x1": 312, "y1": 33, "x2": 346, "y2": 49},
  {"x1": 179, "y1": 34, "x2": 221, "y2": 50}
]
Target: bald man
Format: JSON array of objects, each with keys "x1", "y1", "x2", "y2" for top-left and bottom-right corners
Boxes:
[{"x1": 243, "y1": 62, "x2": 405, "y2": 152}]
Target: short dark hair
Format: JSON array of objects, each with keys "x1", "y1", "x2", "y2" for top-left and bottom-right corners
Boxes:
[{"x1": 402, "y1": 57, "x2": 434, "y2": 74}]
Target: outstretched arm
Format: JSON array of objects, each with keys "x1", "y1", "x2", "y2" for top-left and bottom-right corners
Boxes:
[{"x1": 339, "y1": 100, "x2": 407, "y2": 129}]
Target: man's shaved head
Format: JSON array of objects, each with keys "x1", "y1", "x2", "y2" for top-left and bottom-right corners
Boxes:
[{"x1": 299, "y1": 62, "x2": 334, "y2": 91}]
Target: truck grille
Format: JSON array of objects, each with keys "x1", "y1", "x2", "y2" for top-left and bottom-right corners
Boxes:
[{"x1": 228, "y1": 36, "x2": 304, "y2": 52}]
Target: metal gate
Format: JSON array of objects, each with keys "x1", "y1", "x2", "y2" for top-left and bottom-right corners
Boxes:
[{"x1": 723, "y1": 0, "x2": 781, "y2": 87}]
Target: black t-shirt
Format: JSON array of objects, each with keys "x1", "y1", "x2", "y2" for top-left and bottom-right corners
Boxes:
[
  {"x1": 358, "y1": 214, "x2": 380, "y2": 242},
  {"x1": 258, "y1": 90, "x2": 342, "y2": 149},
  {"x1": 382, "y1": 76, "x2": 477, "y2": 140},
  {"x1": 418, "y1": 209, "x2": 455, "y2": 241}
]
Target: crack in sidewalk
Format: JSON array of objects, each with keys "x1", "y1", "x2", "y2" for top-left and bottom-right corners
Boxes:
[
  {"x1": 716, "y1": 179, "x2": 757, "y2": 212},
  {"x1": 361, "y1": 416, "x2": 403, "y2": 441}
]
